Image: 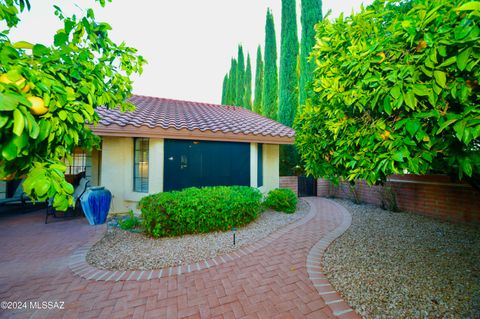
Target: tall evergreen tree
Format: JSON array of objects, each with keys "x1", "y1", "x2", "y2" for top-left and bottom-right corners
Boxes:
[
  {"x1": 221, "y1": 73, "x2": 228, "y2": 104},
  {"x1": 253, "y1": 45, "x2": 264, "y2": 114},
  {"x1": 299, "y1": 0, "x2": 322, "y2": 108},
  {"x1": 236, "y1": 45, "x2": 245, "y2": 106},
  {"x1": 227, "y1": 58, "x2": 237, "y2": 105},
  {"x1": 244, "y1": 54, "x2": 252, "y2": 110},
  {"x1": 279, "y1": 0, "x2": 299, "y2": 127},
  {"x1": 262, "y1": 9, "x2": 278, "y2": 120}
]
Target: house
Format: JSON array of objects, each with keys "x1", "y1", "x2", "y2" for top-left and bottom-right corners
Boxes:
[{"x1": 84, "y1": 95, "x2": 295, "y2": 213}]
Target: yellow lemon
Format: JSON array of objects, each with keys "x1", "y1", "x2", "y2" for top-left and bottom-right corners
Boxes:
[{"x1": 27, "y1": 96, "x2": 48, "y2": 116}]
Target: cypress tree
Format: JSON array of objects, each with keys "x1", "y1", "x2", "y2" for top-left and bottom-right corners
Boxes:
[
  {"x1": 221, "y1": 73, "x2": 228, "y2": 104},
  {"x1": 299, "y1": 0, "x2": 322, "y2": 108},
  {"x1": 244, "y1": 54, "x2": 252, "y2": 110},
  {"x1": 278, "y1": 0, "x2": 299, "y2": 127},
  {"x1": 262, "y1": 9, "x2": 278, "y2": 120},
  {"x1": 253, "y1": 45, "x2": 264, "y2": 114},
  {"x1": 228, "y1": 58, "x2": 237, "y2": 106},
  {"x1": 236, "y1": 45, "x2": 245, "y2": 106}
]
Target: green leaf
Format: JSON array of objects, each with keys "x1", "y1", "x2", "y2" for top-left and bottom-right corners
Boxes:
[
  {"x1": 0, "y1": 115, "x2": 8, "y2": 128},
  {"x1": 12, "y1": 41, "x2": 34, "y2": 49},
  {"x1": 455, "y1": 2, "x2": 480, "y2": 11},
  {"x1": 2, "y1": 142, "x2": 17, "y2": 161},
  {"x1": 0, "y1": 92, "x2": 19, "y2": 111},
  {"x1": 438, "y1": 56, "x2": 456, "y2": 67},
  {"x1": 13, "y1": 109, "x2": 24, "y2": 136},
  {"x1": 456, "y1": 48, "x2": 471, "y2": 71},
  {"x1": 453, "y1": 121, "x2": 466, "y2": 141},
  {"x1": 58, "y1": 110, "x2": 67, "y2": 121},
  {"x1": 54, "y1": 30, "x2": 69, "y2": 47},
  {"x1": 32, "y1": 44, "x2": 49, "y2": 57},
  {"x1": 383, "y1": 96, "x2": 392, "y2": 115},
  {"x1": 436, "y1": 118, "x2": 458, "y2": 134},
  {"x1": 460, "y1": 159, "x2": 473, "y2": 177},
  {"x1": 392, "y1": 151, "x2": 404, "y2": 162},
  {"x1": 404, "y1": 91, "x2": 417, "y2": 109},
  {"x1": 36, "y1": 180, "x2": 51, "y2": 197},
  {"x1": 433, "y1": 71, "x2": 446, "y2": 88},
  {"x1": 390, "y1": 86, "x2": 401, "y2": 99},
  {"x1": 37, "y1": 120, "x2": 51, "y2": 142},
  {"x1": 406, "y1": 120, "x2": 421, "y2": 136},
  {"x1": 412, "y1": 84, "x2": 430, "y2": 96}
]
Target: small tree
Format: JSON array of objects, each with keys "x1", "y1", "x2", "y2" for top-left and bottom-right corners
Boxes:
[
  {"x1": 295, "y1": 0, "x2": 480, "y2": 189},
  {"x1": 0, "y1": 0, "x2": 145, "y2": 210},
  {"x1": 299, "y1": 0, "x2": 322, "y2": 109},
  {"x1": 236, "y1": 45, "x2": 245, "y2": 107},
  {"x1": 244, "y1": 54, "x2": 253, "y2": 110},
  {"x1": 262, "y1": 9, "x2": 279, "y2": 120},
  {"x1": 253, "y1": 46, "x2": 264, "y2": 114},
  {"x1": 221, "y1": 73, "x2": 228, "y2": 105}
]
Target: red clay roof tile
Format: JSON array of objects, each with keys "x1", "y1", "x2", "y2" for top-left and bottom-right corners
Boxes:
[{"x1": 95, "y1": 95, "x2": 295, "y2": 141}]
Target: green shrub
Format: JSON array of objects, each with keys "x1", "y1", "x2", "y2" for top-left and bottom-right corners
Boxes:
[
  {"x1": 117, "y1": 210, "x2": 141, "y2": 231},
  {"x1": 139, "y1": 186, "x2": 263, "y2": 238},
  {"x1": 264, "y1": 188, "x2": 297, "y2": 214}
]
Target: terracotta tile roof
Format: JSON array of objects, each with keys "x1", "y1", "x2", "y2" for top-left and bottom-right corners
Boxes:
[{"x1": 93, "y1": 95, "x2": 295, "y2": 144}]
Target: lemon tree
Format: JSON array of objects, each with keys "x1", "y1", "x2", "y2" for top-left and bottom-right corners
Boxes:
[
  {"x1": 0, "y1": 0, "x2": 146, "y2": 210},
  {"x1": 295, "y1": 0, "x2": 480, "y2": 189}
]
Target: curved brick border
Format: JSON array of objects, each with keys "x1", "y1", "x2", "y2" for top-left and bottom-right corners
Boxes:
[
  {"x1": 68, "y1": 201, "x2": 317, "y2": 282},
  {"x1": 306, "y1": 199, "x2": 359, "y2": 318}
]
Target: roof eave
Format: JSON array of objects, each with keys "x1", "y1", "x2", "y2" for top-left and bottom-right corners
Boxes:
[{"x1": 90, "y1": 124, "x2": 295, "y2": 145}]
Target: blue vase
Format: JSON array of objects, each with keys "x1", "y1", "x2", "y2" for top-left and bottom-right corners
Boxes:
[{"x1": 80, "y1": 186, "x2": 112, "y2": 225}]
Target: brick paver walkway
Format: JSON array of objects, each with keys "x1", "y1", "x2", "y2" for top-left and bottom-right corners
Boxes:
[{"x1": 0, "y1": 198, "x2": 360, "y2": 319}]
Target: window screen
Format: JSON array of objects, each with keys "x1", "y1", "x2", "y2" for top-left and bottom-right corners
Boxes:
[{"x1": 133, "y1": 138, "x2": 149, "y2": 193}]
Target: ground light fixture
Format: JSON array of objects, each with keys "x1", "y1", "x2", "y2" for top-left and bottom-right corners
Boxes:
[{"x1": 232, "y1": 227, "x2": 237, "y2": 245}]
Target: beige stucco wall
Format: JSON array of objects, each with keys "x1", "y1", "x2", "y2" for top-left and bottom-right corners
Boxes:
[
  {"x1": 100, "y1": 137, "x2": 164, "y2": 214},
  {"x1": 98, "y1": 138, "x2": 280, "y2": 213},
  {"x1": 260, "y1": 144, "x2": 279, "y2": 194}
]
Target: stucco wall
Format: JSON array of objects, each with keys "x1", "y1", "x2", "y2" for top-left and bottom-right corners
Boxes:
[
  {"x1": 99, "y1": 138, "x2": 280, "y2": 213},
  {"x1": 261, "y1": 144, "x2": 279, "y2": 194},
  {"x1": 100, "y1": 137, "x2": 165, "y2": 214}
]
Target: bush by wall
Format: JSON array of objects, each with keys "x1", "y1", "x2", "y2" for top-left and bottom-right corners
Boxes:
[
  {"x1": 264, "y1": 188, "x2": 297, "y2": 214},
  {"x1": 139, "y1": 186, "x2": 263, "y2": 238}
]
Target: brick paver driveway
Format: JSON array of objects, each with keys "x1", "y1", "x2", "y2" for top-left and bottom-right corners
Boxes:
[{"x1": 0, "y1": 198, "x2": 360, "y2": 319}]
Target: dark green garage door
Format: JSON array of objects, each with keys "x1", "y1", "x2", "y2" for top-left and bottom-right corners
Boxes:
[{"x1": 164, "y1": 139, "x2": 250, "y2": 191}]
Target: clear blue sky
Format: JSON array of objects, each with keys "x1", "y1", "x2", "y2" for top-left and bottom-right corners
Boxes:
[{"x1": 8, "y1": 0, "x2": 373, "y2": 104}]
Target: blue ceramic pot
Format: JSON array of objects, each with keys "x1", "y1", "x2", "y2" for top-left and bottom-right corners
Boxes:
[{"x1": 80, "y1": 186, "x2": 112, "y2": 225}]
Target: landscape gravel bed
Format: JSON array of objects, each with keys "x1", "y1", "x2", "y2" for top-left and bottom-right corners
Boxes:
[
  {"x1": 87, "y1": 199, "x2": 309, "y2": 270},
  {"x1": 324, "y1": 199, "x2": 480, "y2": 319}
]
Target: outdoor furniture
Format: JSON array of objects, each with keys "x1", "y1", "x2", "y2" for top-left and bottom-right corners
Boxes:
[
  {"x1": 45, "y1": 177, "x2": 90, "y2": 224},
  {"x1": 0, "y1": 180, "x2": 29, "y2": 207}
]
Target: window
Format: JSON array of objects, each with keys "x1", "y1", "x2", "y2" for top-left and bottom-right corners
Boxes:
[
  {"x1": 133, "y1": 138, "x2": 149, "y2": 193},
  {"x1": 257, "y1": 143, "x2": 263, "y2": 187}
]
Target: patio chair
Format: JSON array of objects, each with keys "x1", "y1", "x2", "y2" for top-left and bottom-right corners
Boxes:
[
  {"x1": 45, "y1": 177, "x2": 90, "y2": 224},
  {"x1": 0, "y1": 180, "x2": 29, "y2": 207}
]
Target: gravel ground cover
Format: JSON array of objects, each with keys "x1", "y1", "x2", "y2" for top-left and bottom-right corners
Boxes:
[
  {"x1": 325, "y1": 199, "x2": 480, "y2": 319},
  {"x1": 87, "y1": 200, "x2": 309, "y2": 270}
]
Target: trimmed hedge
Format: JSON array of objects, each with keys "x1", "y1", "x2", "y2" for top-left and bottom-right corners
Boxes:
[
  {"x1": 264, "y1": 188, "x2": 297, "y2": 214},
  {"x1": 139, "y1": 186, "x2": 263, "y2": 238}
]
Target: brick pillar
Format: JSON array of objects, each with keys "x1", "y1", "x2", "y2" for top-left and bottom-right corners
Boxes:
[{"x1": 279, "y1": 176, "x2": 298, "y2": 196}]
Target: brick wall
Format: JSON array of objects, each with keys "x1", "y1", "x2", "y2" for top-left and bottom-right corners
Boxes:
[
  {"x1": 279, "y1": 176, "x2": 298, "y2": 196},
  {"x1": 316, "y1": 174, "x2": 480, "y2": 224}
]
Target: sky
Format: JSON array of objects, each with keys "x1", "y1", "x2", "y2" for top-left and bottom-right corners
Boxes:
[{"x1": 8, "y1": 0, "x2": 373, "y2": 105}]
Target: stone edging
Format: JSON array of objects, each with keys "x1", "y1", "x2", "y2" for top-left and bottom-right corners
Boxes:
[
  {"x1": 305, "y1": 199, "x2": 359, "y2": 318},
  {"x1": 68, "y1": 200, "x2": 317, "y2": 282}
]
